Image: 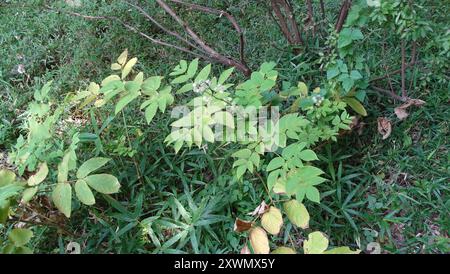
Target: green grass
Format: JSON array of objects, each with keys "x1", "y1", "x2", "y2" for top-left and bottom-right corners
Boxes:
[{"x1": 0, "y1": 0, "x2": 448, "y2": 254}]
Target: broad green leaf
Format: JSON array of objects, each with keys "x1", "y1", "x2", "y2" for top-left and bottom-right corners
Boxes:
[
  {"x1": 249, "y1": 227, "x2": 270, "y2": 254},
  {"x1": 186, "y1": 59, "x2": 199, "y2": 78},
  {"x1": 266, "y1": 157, "x2": 285, "y2": 171},
  {"x1": 261, "y1": 206, "x2": 283, "y2": 235},
  {"x1": 75, "y1": 179, "x2": 95, "y2": 206},
  {"x1": 283, "y1": 200, "x2": 309, "y2": 229},
  {"x1": 305, "y1": 186, "x2": 321, "y2": 203},
  {"x1": 267, "y1": 170, "x2": 280, "y2": 191},
  {"x1": 121, "y1": 57, "x2": 138, "y2": 79},
  {"x1": 169, "y1": 60, "x2": 188, "y2": 76},
  {"x1": 0, "y1": 184, "x2": 23, "y2": 203},
  {"x1": 115, "y1": 91, "x2": 140, "y2": 114},
  {"x1": 142, "y1": 76, "x2": 163, "y2": 94},
  {"x1": 101, "y1": 75, "x2": 121, "y2": 87},
  {"x1": 232, "y1": 149, "x2": 251, "y2": 159},
  {"x1": 85, "y1": 174, "x2": 120, "y2": 194},
  {"x1": 194, "y1": 64, "x2": 211, "y2": 82},
  {"x1": 0, "y1": 169, "x2": 16, "y2": 187},
  {"x1": 218, "y1": 67, "x2": 234, "y2": 84},
  {"x1": 303, "y1": 231, "x2": 329, "y2": 254},
  {"x1": 145, "y1": 103, "x2": 158, "y2": 124},
  {"x1": 235, "y1": 165, "x2": 247, "y2": 180},
  {"x1": 21, "y1": 187, "x2": 38, "y2": 204},
  {"x1": 323, "y1": 246, "x2": 361, "y2": 254},
  {"x1": 298, "y1": 150, "x2": 318, "y2": 161},
  {"x1": 76, "y1": 157, "x2": 110, "y2": 179},
  {"x1": 343, "y1": 97, "x2": 367, "y2": 116},
  {"x1": 271, "y1": 247, "x2": 296, "y2": 254},
  {"x1": 52, "y1": 183, "x2": 72, "y2": 218},
  {"x1": 57, "y1": 153, "x2": 71, "y2": 183},
  {"x1": 27, "y1": 162, "x2": 48, "y2": 186},
  {"x1": 8, "y1": 228, "x2": 33, "y2": 247},
  {"x1": 176, "y1": 83, "x2": 193, "y2": 94},
  {"x1": 0, "y1": 200, "x2": 10, "y2": 224}
]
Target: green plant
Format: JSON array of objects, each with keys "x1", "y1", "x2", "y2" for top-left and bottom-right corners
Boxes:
[{"x1": 2, "y1": 51, "x2": 359, "y2": 254}]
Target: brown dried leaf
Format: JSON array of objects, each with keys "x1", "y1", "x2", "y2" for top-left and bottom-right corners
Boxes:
[
  {"x1": 394, "y1": 99, "x2": 426, "y2": 120},
  {"x1": 377, "y1": 117, "x2": 392, "y2": 140},
  {"x1": 234, "y1": 218, "x2": 253, "y2": 233},
  {"x1": 249, "y1": 201, "x2": 268, "y2": 216}
]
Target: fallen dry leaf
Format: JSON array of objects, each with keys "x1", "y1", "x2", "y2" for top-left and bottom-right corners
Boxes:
[
  {"x1": 377, "y1": 117, "x2": 392, "y2": 140},
  {"x1": 249, "y1": 201, "x2": 268, "y2": 216},
  {"x1": 234, "y1": 218, "x2": 253, "y2": 233},
  {"x1": 394, "y1": 99, "x2": 426, "y2": 120}
]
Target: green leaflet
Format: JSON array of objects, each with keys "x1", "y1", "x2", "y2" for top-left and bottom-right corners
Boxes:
[
  {"x1": 85, "y1": 174, "x2": 120, "y2": 194},
  {"x1": 76, "y1": 157, "x2": 110, "y2": 179},
  {"x1": 52, "y1": 183, "x2": 72, "y2": 218}
]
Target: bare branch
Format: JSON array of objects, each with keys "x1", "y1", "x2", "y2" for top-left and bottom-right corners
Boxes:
[
  {"x1": 167, "y1": 0, "x2": 248, "y2": 67},
  {"x1": 155, "y1": 0, "x2": 251, "y2": 75},
  {"x1": 270, "y1": 0, "x2": 303, "y2": 53},
  {"x1": 335, "y1": 0, "x2": 352, "y2": 33}
]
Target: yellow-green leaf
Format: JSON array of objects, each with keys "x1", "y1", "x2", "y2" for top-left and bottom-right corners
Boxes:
[
  {"x1": 261, "y1": 206, "x2": 283, "y2": 235},
  {"x1": 57, "y1": 153, "x2": 71, "y2": 183},
  {"x1": 27, "y1": 162, "x2": 48, "y2": 186},
  {"x1": 271, "y1": 246, "x2": 296, "y2": 254},
  {"x1": 303, "y1": 231, "x2": 329, "y2": 254},
  {"x1": 323, "y1": 246, "x2": 361, "y2": 254},
  {"x1": 76, "y1": 157, "x2": 110, "y2": 179},
  {"x1": 343, "y1": 97, "x2": 367, "y2": 116},
  {"x1": 283, "y1": 200, "x2": 310, "y2": 229},
  {"x1": 121, "y1": 57, "x2": 138, "y2": 79},
  {"x1": 52, "y1": 183, "x2": 72, "y2": 218},
  {"x1": 111, "y1": 63, "x2": 122, "y2": 71},
  {"x1": 117, "y1": 49, "x2": 128, "y2": 65},
  {"x1": 249, "y1": 227, "x2": 270, "y2": 254},
  {"x1": 8, "y1": 228, "x2": 33, "y2": 247},
  {"x1": 85, "y1": 174, "x2": 120, "y2": 194},
  {"x1": 21, "y1": 187, "x2": 38, "y2": 204},
  {"x1": 0, "y1": 169, "x2": 16, "y2": 187},
  {"x1": 75, "y1": 179, "x2": 95, "y2": 206},
  {"x1": 298, "y1": 82, "x2": 308, "y2": 96}
]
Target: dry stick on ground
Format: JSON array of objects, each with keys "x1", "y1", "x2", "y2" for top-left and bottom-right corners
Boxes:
[
  {"x1": 155, "y1": 0, "x2": 251, "y2": 76},
  {"x1": 401, "y1": 40, "x2": 407, "y2": 97},
  {"x1": 370, "y1": 42, "x2": 418, "y2": 101},
  {"x1": 270, "y1": 0, "x2": 304, "y2": 53},
  {"x1": 335, "y1": 0, "x2": 352, "y2": 33},
  {"x1": 45, "y1": 6, "x2": 210, "y2": 61}
]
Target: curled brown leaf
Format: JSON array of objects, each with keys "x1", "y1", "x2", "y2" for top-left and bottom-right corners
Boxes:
[{"x1": 377, "y1": 117, "x2": 392, "y2": 140}]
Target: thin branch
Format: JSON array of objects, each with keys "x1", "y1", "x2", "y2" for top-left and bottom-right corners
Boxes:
[
  {"x1": 167, "y1": 0, "x2": 247, "y2": 66},
  {"x1": 335, "y1": 0, "x2": 352, "y2": 33},
  {"x1": 124, "y1": 1, "x2": 202, "y2": 52},
  {"x1": 270, "y1": 0, "x2": 303, "y2": 53},
  {"x1": 155, "y1": 0, "x2": 251, "y2": 75},
  {"x1": 370, "y1": 86, "x2": 409, "y2": 102},
  {"x1": 401, "y1": 40, "x2": 406, "y2": 97}
]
